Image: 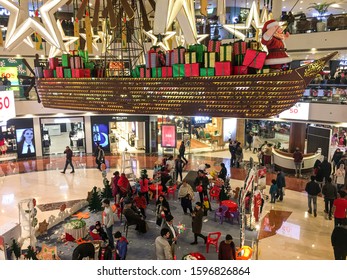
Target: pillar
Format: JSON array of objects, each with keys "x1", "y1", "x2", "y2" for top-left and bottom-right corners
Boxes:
[
  {"x1": 289, "y1": 122, "x2": 306, "y2": 153},
  {"x1": 236, "y1": 119, "x2": 245, "y2": 147},
  {"x1": 271, "y1": 0, "x2": 282, "y2": 21}
]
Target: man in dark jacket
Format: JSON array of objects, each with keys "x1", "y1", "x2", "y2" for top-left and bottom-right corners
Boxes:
[
  {"x1": 320, "y1": 157, "x2": 332, "y2": 182},
  {"x1": 276, "y1": 170, "x2": 286, "y2": 202},
  {"x1": 61, "y1": 146, "x2": 74, "y2": 173},
  {"x1": 322, "y1": 177, "x2": 337, "y2": 220},
  {"x1": 305, "y1": 176, "x2": 321, "y2": 217},
  {"x1": 331, "y1": 220, "x2": 347, "y2": 260},
  {"x1": 292, "y1": 147, "x2": 303, "y2": 178},
  {"x1": 194, "y1": 170, "x2": 210, "y2": 204}
]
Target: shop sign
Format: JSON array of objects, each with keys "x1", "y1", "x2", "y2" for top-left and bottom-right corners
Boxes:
[
  {"x1": 0, "y1": 91, "x2": 15, "y2": 122},
  {"x1": 0, "y1": 8, "x2": 37, "y2": 17},
  {"x1": 112, "y1": 116, "x2": 128, "y2": 121},
  {"x1": 339, "y1": 61, "x2": 347, "y2": 66},
  {"x1": 161, "y1": 125, "x2": 176, "y2": 148},
  {"x1": 278, "y1": 102, "x2": 309, "y2": 120}
]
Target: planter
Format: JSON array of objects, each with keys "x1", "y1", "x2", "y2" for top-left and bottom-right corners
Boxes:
[{"x1": 317, "y1": 21, "x2": 326, "y2": 32}]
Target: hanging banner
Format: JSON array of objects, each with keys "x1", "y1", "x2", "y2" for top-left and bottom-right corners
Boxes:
[
  {"x1": 0, "y1": 91, "x2": 15, "y2": 122},
  {"x1": 161, "y1": 125, "x2": 176, "y2": 148}
]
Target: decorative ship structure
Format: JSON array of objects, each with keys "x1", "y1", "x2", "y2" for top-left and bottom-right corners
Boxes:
[{"x1": 7, "y1": 0, "x2": 336, "y2": 118}]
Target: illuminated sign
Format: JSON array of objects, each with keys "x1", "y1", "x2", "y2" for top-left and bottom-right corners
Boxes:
[
  {"x1": 0, "y1": 8, "x2": 39, "y2": 17},
  {"x1": 161, "y1": 125, "x2": 176, "y2": 148},
  {"x1": 0, "y1": 91, "x2": 16, "y2": 122},
  {"x1": 279, "y1": 102, "x2": 310, "y2": 120}
]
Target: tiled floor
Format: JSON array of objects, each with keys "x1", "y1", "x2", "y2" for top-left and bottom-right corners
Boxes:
[{"x1": 0, "y1": 148, "x2": 336, "y2": 259}]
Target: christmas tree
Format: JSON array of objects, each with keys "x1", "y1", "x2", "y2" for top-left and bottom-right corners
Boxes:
[
  {"x1": 10, "y1": 239, "x2": 21, "y2": 260},
  {"x1": 88, "y1": 186, "x2": 103, "y2": 212},
  {"x1": 24, "y1": 245, "x2": 38, "y2": 260},
  {"x1": 101, "y1": 178, "x2": 113, "y2": 199}
]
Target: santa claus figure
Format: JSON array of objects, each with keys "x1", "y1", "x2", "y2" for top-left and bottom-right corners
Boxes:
[{"x1": 261, "y1": 19, "x2": 292, "y2": 70}]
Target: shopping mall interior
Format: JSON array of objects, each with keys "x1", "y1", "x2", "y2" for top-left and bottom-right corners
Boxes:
[{"x1": 0, "y1": 0, "x2": 347, "y2": 261}]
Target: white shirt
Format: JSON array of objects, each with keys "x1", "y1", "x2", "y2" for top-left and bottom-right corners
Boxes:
[{"x1": 22, "y1": 142, "x2": 35, "y2": 154}]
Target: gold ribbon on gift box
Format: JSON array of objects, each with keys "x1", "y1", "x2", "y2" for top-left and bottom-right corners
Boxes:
[{"x1": 184, "y1": 52, "x2": 197, "y2": 64}]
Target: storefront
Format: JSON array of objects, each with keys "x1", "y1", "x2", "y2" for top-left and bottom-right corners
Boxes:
[
  {"x1": 90, "y1": 115, "x2": 151, "y2": 154},
  {"x1": 39, "y1": 117, "x2": 86, "y2": 155}
]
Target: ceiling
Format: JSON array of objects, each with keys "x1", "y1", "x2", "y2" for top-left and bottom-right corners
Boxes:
[{"x1": 194, "y1": 0, "x2": 347, "y2": 16}]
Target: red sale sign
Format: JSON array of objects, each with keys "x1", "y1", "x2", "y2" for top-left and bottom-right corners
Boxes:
[
  {"x1": 161, "y1": 125, "x2": 176, "y2": 148},
  {"x1": 0, "y1": 90, "x2": 15, "y2": 122}
]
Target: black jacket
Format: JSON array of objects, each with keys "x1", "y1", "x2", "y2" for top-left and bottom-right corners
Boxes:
[{"x1": 305, "y1": 181, "x2": 321, "y2": 196}]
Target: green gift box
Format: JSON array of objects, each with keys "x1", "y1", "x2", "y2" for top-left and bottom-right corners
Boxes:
[
  {"x1": 84, "y1": 62, "x2": 95, "y2": 70},
  {"x1": 234, "y1": 54, "x2": 245, "y2": 66},
  {"x1": 172, "y1": 64, "x2": 185, "y2": 77},
  {"x1": 61, "y1": 54, "x2": 70, "y2": 67},
  {"x1": 151, "y1": 67, "x2": 162, "y2": 78},
  {"x1": 53, "y1": 70, "x2": 57, "y2": 78},
  {"x1": 204, "y1": 52, "x2": 216, "y2": 68},
  {"x1": 132, "y1": 65, "x2": 143, "y2": 78},
  {"x1": 200, "y1": 68, "x2": 215, "y2": 77},
  {"x1": 64, "y1": 68, "x2": 72, "y2": 78},
  {"x1": 184, "y1": 52, "x2": 197, "y2": 64},
  {"x1": 78, "y1": 50, "x2": 89, "y2": 63},
  {"x1": 188, "y1": 44, "x2": 206, "y2": 63},
  {"x1": 220, "y1": 44, "x2": 233, "y2": 62}
]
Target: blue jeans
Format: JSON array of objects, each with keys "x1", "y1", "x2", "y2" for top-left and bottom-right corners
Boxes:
[
  {"x1": 308, "y1": 195, "x2": 317, "y2": 213},
  {"x1": 106, "y1": 225, "x2": 114, "y2": 249}
]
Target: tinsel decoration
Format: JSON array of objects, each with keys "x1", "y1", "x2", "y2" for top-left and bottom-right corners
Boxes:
[
  {"x1": 34, "y1": 10, "x2": 43, "y2": 50},
  {"x1": 85, "y1": 11, "x2": 93, "y2": 54},
  {"x1": 74, "y1": 18, "x2": 80, "y2": 50}
]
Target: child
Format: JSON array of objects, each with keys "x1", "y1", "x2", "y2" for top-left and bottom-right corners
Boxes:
[
  {"x1": 114, "y1": 231, "x2": 128, "y2": 260},
  {"x1": 93, "y1": 221, "x2": 108, "y2": 241},
  {"x1": 133, "y1": 192, "x2": 147, "y2": 219},
  {"x1": 269, "y1": 179, "x2": 278, "y2": 203},
  {"x1": 98, "y1": 241, "x2": 113, "y2": 260}
]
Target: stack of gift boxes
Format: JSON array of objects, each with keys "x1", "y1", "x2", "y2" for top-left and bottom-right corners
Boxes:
[
  {"x1": 37, "y1": 50, "x2": 95, "y2": 79},
  {"x1": 132, "y1": 39, "x2": 270, "y2": 79}
]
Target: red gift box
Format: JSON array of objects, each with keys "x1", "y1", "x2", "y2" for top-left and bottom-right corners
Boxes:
[
  {"x1": 145, "y1": 51, "x2": 159, "y2": 68},
  {"x1": 233, "y1": 40, "x2": 247, "y2": 55},
  {"x1": 56, "y1": 66, "x2": 64, "y2": 78},
  {"x1": 242, "y1": 49, "x2": 267, "y2": 69},
  {"x1": 140, "y1": 68, "x2": 151, "y2": 78},
  {"x1": 162, "y1": 66, "x2": 173, "y2": 77},
  {"x1": 184, "y1": 63, "x2": 200, "y2": 77},
  {"x1": 43, "y1": 69, "x2": 54, "y2": 78},
  {"x1": 72, "y1": 69, "x2": 85, "y2": 78},
  {"x1": 165, "y1": 50, "x2": 174, "y2": 66},
  {"x1": 233, "y1": 66, "x2": 248, "y2": 75},
  {"x1": 84, "y1": 69, "x2": 91, "y2": 77},
  {"x1": 74, "y1": 56, "x2": 83, "y2": 69},
  {"x1": 208, "y1": 40, "x2": 221, "y2": 52},
  {"x1": 173, "y1": 47, "x2": 185, "y2": 64},
  {"x1": 215, "y1": 62, "x2": 232, "y2": 76},
  {"x1": 48, "y1": 58, "x2": 59, "y2": 70}
]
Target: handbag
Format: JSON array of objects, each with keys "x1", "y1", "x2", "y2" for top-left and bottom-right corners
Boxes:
[{"x1": 196, "y1": 185, "x2": 203, "y2": 193}]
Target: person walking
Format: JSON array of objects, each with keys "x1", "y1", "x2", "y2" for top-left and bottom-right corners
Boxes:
[
  {"x1": 331, "y1": 220, "x2": 347, "y2": 260},
  {"x1": 96, "y1": 144, "x2": 105, "y2": 170},
  {"x1": 194, "y1": 170, "x2": 210, "y2": 204},
  {"x1": 305, "y1": 176, "x2": 321, "y2": 217},
  {"x1": 102, "y1": 199, "x2": 115, "y2": 249},
  {"x1": 252, "y1": 133, "x2": 261, "y2": 154},
  {"x1": 161, "y1": 214, "x2": 178, "y2": 258},
  {"x1": 178, "y1": 179, "x2": 194, "y2": 215},
  {"x1": 292, "y1": 147, "x2": 303, "y2": 178},
  {"x1": 335, "y1": 164, "x2": 345, "y2": 191},
  {"x1": 229, "y1": 139, "x2": 236, "y2": 167},
  {"x1": 320, "y1": 157, "x2": 332, "y2": 183},
  {"x1": 155, "y1": 228, "x2": 173, "y2": 260},
  {"x1": 61, "y1": 146, "x2": 74, "y2": 174},
  {"x1": 245, "y1": 132, "x2": 253, "y2": 151},
  {"x1": 190, "y1": 202, "x2": 207, "y2": 245},
  {"x1": 179, "y1": 141, "x2": 188, "y2": 165},
  {"x1": 332, "y1": 191, "x2": 347, "y2": 227},
  {"x1": 218, "y1": 234, "x2": 236, "y2": 260},
  {"x1": 218, "y1": 162, "x2": 227, "y2": 182},
  {"x1": 276, "y1": 169, "x2": 286, "y2": 202},
  {"x1": 269, "y1": 179, "x2": 278, "y2": 203},
  {"x1": 175, "y1": 155, "x2": 186, "y2": 182},
  {"x1": 322, "y1": 177, "x2": 337, "y2": 220}
]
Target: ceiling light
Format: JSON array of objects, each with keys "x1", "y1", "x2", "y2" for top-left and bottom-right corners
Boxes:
[{"x1": 300, "y1": 0, "x2": 303, "y2": 3}]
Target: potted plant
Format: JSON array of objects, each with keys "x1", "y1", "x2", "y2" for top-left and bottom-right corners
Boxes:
[{"x1": 307, "y1": 2, "x2": 340, "y2": 31}]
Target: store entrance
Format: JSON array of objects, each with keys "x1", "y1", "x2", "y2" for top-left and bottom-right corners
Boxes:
[
  {"x1": 109, "y1": 121, "x2": 145, "y2": 154},
  {"x1": 40, "y1": 117, "x2": 86, "y2": 155}
]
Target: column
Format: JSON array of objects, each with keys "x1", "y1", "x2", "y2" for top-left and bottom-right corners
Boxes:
[
  {"x1": 236, "y1": 119, "x2": 245, "y2": 147},
  {"x1": 289, "y1": 122, "x2": 306, "y2": 153},
  {"x1": 271, "y1": 0, "x2": 282, "y2": 21}
]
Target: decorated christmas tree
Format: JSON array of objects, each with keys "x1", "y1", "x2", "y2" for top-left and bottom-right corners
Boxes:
[
  {"x1": 101, "y1": 178, "x2": 113, "y2": 199},
  {"x1": 88, "y1": 186, "x2": 103, "y2": 212},
  {"x1": 10, "y1": 239, "x2": 21, "y2": 260},
  {"x1": 24, "y1": 245, "x2": 38, "y2": 260}
]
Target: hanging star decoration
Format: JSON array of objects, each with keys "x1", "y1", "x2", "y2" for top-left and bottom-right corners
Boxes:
[
  {"x1": 80, "y1": 28, "x2": 100, "y2": 53},
  {"x1": 49, "y1": 20, "x2": 79, "y2": 58},
  {"x1": 97, "y1": 21, "x2": 113, "y2": 54},
  {"x1": 0, "y1": 0, "x2": 68, "y2": 51},
  {"x1": 222, "y1": 1, "x2": 272, "y2": 41},
  {"x1": 143, "y1": 30, "x2": 176, "y2": 51}
]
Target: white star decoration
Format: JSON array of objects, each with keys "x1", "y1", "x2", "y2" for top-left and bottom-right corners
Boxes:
[
  {"x1": 222, "y1": 1, "x2": 271, "y2": 41},
  {"x1": 0, "y1": 0, "x2": 68, "y2": 51},
  {"x1": 80, "y1": 28, "x2": 100, "y2": 52},
  {"x1": 49, "y1": 20, "x2": 79, "y2": 58},
  {"x1": 98, "y1": 21, "x2": 113, "y2": 54},
  {"x1": 143, "y1": 30, "x2": 176, "y2": 51}
]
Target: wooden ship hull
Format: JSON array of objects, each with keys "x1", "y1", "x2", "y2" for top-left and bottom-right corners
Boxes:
[{"x1": 36, "y1": 52, "x2": 337, "y2": 118}]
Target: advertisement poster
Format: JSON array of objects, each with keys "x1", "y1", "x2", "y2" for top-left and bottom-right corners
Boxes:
[
  {"x1": 16, "y1": 128, "x2": 36, "y2": 158},
  {"x1": 92, "y1": 123, "x2": 109, "y2": 149},
  {"x1": 161, "y1": 125, "x2": 176, "y2": 148},
  {"x1": 0, "y1": 66, "x2": 19, "y2": 90}
]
